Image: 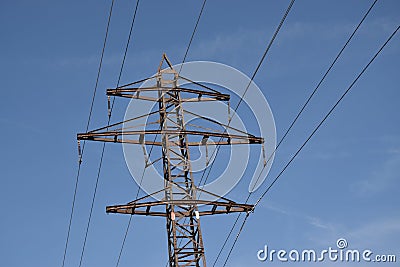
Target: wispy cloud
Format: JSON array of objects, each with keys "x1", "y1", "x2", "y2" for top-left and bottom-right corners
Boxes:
[
  {"x1": 387, "y1": 148, "x2": 400, "y2": 154},
  {"x1": 306, "y1": 216, "x2": 335, "y2": 230},
  {"x1": 0, "y1": 117, "x2": 44, "y2": 135},
  {"x1": 280, "y1": 17, "x2": 399, "y2": 42},
  {"x1": 262, "y1": 202, "x2": 339, "y2": 233},
  {"x1": 356, "y1": 154, "x2": 400, "y2": 195},
  {"x1": 347, "y1": 217, "x2": 400, "y2": 247},
  {"x1": 189, "y1": 27, "x2": 269, "y2": 63},
  {"x1": 260, "y1": 202, "x2": 400, "y2": 248},
  {"x1": 279, "y1": 21, "x2": 354, "y2": 42}
]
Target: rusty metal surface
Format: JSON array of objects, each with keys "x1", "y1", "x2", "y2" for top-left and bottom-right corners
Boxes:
[
  {"x1": 106, "y1": 200, "x2": 253, "y2": 217},
  {"x1": 107, "y1": 86, "x2": 230, "y2": 102},
  {"x1": 77, "y1": 129, "x2": 263, "y2": 145}
]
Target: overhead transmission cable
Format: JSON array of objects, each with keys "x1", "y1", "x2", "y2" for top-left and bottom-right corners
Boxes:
[
  {"x1": 198, "y1": 0, "x2": 296, "y2": 199},
  {"x1": 220, "y1": 24, "x2": 399, "y2": 267},
  {"x1": 212, "y1": 0, "x2": 379, "y2": 265},
  {"x1": 61, "y1": 1, "x2": 115, "y2": 266},
  {"x1": 78, "y1": 1, "x2": 141, "y2": 266},
  {"x1": 178, "y1": 0, "x2": 207, "y2": 75}
]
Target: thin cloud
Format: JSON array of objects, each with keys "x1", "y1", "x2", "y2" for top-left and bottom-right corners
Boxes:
[
  {"x1": 356, "y1": 154, "x2": 400, "y2": 195},
  {"x1": 262, "y1": 202, "x2": 339, "y2": 233},
  {"x1": 347, "y1": 216, "x2": 400, "y2": 248}
]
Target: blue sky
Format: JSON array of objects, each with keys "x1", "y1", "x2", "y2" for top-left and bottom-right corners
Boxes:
[{"x1": 0, "y1": 0, "x2": 399, "y2": 266}]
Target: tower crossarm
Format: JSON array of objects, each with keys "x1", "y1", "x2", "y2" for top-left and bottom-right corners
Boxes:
[
  {"x1": 106, "y1": 199, "x2": 253, "y2": 217},
  {"x1": 107, "y1": 86, "x2": 230, "y2": 102},
  {"x1": 77, "y1": 129, "x2": 264, "y2": 146}
]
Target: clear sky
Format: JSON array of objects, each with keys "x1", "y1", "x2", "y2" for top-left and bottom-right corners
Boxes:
[{"x1": 0, "y1": 1, "x2": 399, "y2": 266}]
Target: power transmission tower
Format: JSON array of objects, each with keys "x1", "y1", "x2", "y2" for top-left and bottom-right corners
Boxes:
[{"x1": 77, "y1": 54, "x2": 264, "y2": 267}]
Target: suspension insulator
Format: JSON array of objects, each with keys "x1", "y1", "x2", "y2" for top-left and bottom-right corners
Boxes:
[{"x1": 78, "y1": 140, "x2": 82, "y2": 164}]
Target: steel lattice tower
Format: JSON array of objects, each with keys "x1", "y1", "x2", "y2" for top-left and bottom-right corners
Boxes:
[{"x1": 78, "y1": 54, "x2": 264, "y2": 266}]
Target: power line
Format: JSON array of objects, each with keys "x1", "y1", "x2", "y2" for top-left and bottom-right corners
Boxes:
[
  {"x1": 255, "y1": 23, "x2": 399, "y2": 213},
  {"x1": 61, "y1": 1, "x2": 115, "y2": 266},
  {"x1": 211, "y1": 211, "x2": 243, "y2": 266},
  {"x1": 269, "y1": 0, "x2": 378, "y2": 166},
  {"x1": 221, "y1": 24, "x2": 399, "y2": 267},
  {"x1": 116, "y1": 0, "x2": 141, "y2": 96},
  {"x1": 178, "y1": 0, "x2": 207, "y2": 75},
  {"x1": 199, "y1": 0, "x2": 296, "y2": 200},
  {"x1": 115, "y1": 132, "x2": 157, "y2": 267},
  {"x1": 221, "y1": 213, "x2": 250, "y2": 267},
  {"x1": 78, "y1": 1, "x2": 141, "y2": 266},
  {"x1": 213, "y1": 0, "x2": 379, "y2": 263}
]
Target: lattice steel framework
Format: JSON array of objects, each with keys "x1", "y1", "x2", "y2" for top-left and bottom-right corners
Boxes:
[{"x1": 77, "y1": 54, "x2": 264, "y2": 267}]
